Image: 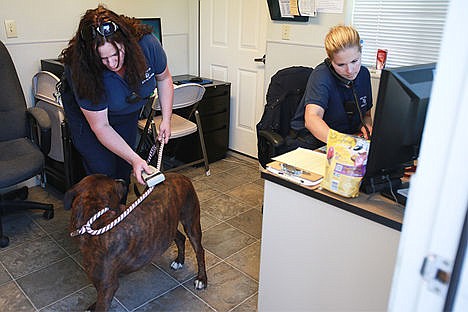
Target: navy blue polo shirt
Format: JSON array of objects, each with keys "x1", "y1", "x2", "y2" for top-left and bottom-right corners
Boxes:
[
  {"x1": 74, "y1": 33, "x2": 166, "y2": 116},
  {"x1": 290, "y1": 62, "x2": 373, "y2": 134},
  {"x1": 61, "y1": 34, "x2": 168, "y2": 181}
]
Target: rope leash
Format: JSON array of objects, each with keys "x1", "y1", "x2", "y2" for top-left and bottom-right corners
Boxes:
[{"x1": 70, "y1": 140, "x2": 164, "y2": 237}]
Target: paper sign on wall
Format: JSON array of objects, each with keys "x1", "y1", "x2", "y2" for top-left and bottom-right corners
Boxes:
[
  {"x1": 278, "y1": 0, "x2": 317, "y2": 17},
  {"x1": 316, "y1": 0, "x2": 344, "y2": 13}
]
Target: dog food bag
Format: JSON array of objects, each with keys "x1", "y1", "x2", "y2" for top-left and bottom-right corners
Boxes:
[{"x1": 321, "y1": 129, "x2": 370, "y2": 198}]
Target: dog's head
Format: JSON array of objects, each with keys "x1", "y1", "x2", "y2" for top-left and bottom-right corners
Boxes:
[{"x1": 64, "y1": 174, "x2": 127, "y2": 225}]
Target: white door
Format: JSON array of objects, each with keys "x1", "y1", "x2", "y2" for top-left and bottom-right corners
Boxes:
[
  {"x1": 388, "y1": 0, "x2": 468, "y2": 310},
  {"x1": 199, "y1": 0, "x2": 268, "y2": 157}
]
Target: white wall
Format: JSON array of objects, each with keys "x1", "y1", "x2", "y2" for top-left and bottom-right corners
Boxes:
[
  {"x1": 264, "y1": 2, "x2": 346, "y2": 81},
  {"x1": 0, "y1": 0, "x2": 196, "y2": 107}
]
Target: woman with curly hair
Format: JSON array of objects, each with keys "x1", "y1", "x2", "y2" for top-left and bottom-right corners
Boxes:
[{"x1": 61, "y1": 5, "x2": 173, "y2": 192}]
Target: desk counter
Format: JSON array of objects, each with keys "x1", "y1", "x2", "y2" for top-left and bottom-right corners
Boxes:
[
  {"x1": 258, "y1": 170, "x2": 404, "y2": 311},
  {"x1": 262, "y1": 171, "x2": 404, "y2": 230}
]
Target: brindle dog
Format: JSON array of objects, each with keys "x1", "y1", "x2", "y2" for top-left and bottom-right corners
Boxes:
[{"x1": 64, "y1": 173, "x2": 207, "y2": 311}]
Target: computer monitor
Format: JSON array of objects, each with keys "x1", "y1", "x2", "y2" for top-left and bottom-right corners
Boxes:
[
  {"x1": 138, "y1": 18, "x2": 163, "y2": 45},
  {"x1": 361, "y1": 62, "x2": 436, "y2": 195}
]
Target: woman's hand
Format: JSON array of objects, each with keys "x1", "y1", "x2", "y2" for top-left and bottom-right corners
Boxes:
[
  {"x1": 360, "y1": 124, "x2": 372, "y2": 140},
  {"x1": 131, "y1": 156, "x2": 153, "y2": 185},
  {"x1": 158, "y1": 118, "x2": 171, "y2": 144}
]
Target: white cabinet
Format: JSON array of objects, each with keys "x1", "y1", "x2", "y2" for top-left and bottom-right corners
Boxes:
[{"x1": 258, "y1": 177, "x2": 401, "y2": 311}]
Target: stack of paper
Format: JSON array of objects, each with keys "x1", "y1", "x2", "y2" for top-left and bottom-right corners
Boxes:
[{"x1": 266, "y1": 148, "x2": 326, "y2": 187}]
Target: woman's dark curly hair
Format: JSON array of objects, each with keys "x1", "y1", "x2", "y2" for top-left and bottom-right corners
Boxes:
[{"x1": 60, "y1": 5, "x2": 153, "y2": 104}]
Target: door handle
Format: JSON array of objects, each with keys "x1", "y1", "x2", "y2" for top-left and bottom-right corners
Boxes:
[{"x1": 254, "y1": 54, "x2": 266, "y2": 64}]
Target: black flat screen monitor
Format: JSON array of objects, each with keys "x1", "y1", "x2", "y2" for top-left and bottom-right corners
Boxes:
[
  {"x1": 361, "y1": 62, "x2": 436, "y2": 194},
  {"x1": 138, "y1": 18, "x2": 163, "y2": 45}
]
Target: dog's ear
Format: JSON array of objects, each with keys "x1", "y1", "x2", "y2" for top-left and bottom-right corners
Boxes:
[
  {"x1": 63, "y1": 186, "x2": 77, "y2": 210},
  {"x1": 107, "y1": 179, "x2": 127, "y2": 210},
  {"x1": 114, "y1": 179, "x2": 127, "y2": 199}
]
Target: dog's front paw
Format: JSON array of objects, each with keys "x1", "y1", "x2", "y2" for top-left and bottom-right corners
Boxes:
[
  {"x1": 194, "y1": 278, "x2": 207, "y2": 290},
  {"x1": 170, "y1": 261, "x2": 183, "y2": 270}
]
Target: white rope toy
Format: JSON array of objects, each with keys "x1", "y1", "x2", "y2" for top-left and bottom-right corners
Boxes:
[{"x1": 70, "y1": 140, "x2": 164, "y2": 237}]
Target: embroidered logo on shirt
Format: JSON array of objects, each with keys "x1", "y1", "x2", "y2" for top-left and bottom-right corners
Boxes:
[
  {"x1": 360, "y1": 96, "x2": 368, "y2": 108},
  {"x1": 141, "y1": 66, "x2": 155, "y2": 84}
]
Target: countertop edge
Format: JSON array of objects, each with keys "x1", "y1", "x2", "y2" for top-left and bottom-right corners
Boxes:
[{"x1": 261, "y1": 171, "x2": 402, "y2": 232}]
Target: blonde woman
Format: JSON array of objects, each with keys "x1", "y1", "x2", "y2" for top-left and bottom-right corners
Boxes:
[{"x1": 291, "y1": 25, "x2": 373, "y2": 149}]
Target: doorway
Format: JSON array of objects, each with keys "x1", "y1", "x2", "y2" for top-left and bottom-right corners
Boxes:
[{"x1": 199, "y1": 0, "x2": 268, "y2": 157}]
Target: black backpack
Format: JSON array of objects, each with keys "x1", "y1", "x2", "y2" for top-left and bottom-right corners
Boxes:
[{"x1": 256, "y1": 66, "x2": 313, "y2": 168}]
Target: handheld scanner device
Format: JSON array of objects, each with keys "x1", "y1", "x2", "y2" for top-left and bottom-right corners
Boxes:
[{"x1": 142, "y1": 165, "x2": 165, "y2": 187}]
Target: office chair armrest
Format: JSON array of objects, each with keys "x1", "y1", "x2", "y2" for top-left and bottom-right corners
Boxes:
[
  {"x1": 27, "y1": 107, "x2": 52, "y2": 155},
  {"x1": 258, "y1": 130, "x2": 284, "y2": 148}
]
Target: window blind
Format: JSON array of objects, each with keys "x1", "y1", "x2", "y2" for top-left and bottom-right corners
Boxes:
[{"x1": 352, "y1": 0, "x2": 449, "y2": 68}]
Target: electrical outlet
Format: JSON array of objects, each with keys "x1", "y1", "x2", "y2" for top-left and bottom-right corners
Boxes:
[
  {"x1": 5, "y1": 20, "x2": 18, "y2": 38},
  {"x1": 281, "y1": 24, "x2": 290, "y2": 40}
]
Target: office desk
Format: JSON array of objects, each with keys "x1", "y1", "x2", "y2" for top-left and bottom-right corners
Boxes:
[{"x1": 257, "y1": 171, "x2": 403, "y2": 311}]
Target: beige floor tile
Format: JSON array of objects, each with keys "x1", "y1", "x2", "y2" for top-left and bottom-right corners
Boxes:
[
  {"x1": 226, "y1": 208, "x2": 263, "y2": 239},
  {"x1": 227, "y1": 182, "x2": 264, "y2": 208},
  {"x1": 201, "y1": 193, "x2": 252, "y2": 221},
  {"x1": 185, "y1": 262, "x2": 258, "y2": 312},
  {"x1": 1, "y1": 152, "x2": 264, "y2": 312},
  {"x1": 202, "y1": 223, "x2": 257, "y2": 259},
  {"x1": 226, "y1": 241, "x2": 261, "y2": 281}
]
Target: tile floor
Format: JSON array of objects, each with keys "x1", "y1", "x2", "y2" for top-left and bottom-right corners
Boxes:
[{"x1": 0, "y1": 153, "x2": 264, "y2": 311}]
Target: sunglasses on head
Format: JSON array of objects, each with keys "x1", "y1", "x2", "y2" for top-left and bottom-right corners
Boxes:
[{"x1": 81, "y1": 21, "x2": 119, "y2": 41}]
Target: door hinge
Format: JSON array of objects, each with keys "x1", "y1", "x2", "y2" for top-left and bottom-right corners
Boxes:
[{"x1": 420, "y1": 254, "x2": 452, "y2": 296}]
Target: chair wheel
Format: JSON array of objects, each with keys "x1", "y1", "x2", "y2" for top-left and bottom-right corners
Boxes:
[
  {"x1": 0, "y1": 236, "x2": 10, "y2": 248},
  {"x1": 43, "y1": 209, "x2": 54, "y2": 220}
]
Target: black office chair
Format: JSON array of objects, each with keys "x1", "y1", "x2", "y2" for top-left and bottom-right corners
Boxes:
[
  {"x1": 256, "y1": 66, "x2": 313, "y2": 168},
  {"x1": 0, "y1": 40, "x2": 54, "y2": 248}
]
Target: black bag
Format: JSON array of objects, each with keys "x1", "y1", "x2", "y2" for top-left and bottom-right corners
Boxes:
[{"x1": 256, "y1": 66, "x2": 313, "y2": 167}]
